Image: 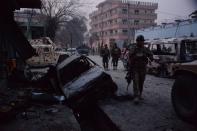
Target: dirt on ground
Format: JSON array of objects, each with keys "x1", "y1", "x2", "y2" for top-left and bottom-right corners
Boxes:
[{"x1": 89, "y1": 55, "x2": 197, "y2": 131}]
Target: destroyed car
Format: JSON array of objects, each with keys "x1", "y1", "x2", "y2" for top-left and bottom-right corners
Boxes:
[
  {"x1": 171, "y1": 60, "x2": 197, "y2": 124},
  {"x1": 25, "y1": 55, "x2": 117, "y2": 109},
  {"x1": 26, "y1": 37, "x2": 68, "y2": 66},
  {"x1": 147, "y1": 37, "x2": 197, "y2": 77}
]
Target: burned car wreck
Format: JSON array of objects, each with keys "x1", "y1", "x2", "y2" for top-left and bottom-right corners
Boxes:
[
  {"x1": 9, "y1": 55, "x2": 117, "y2": 107},
  {"x1": 55, "y1": 55, "x2": 117, "y2": 108},
  {"x1": 0, "y1": 1, "x2": 118, "y2": 130},
  {"x1": 1, "y1": 55, "x2": 118, "y2": 130}
]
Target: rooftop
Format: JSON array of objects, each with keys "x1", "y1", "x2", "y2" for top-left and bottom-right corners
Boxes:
[{"x1": 97, "y1": 0, "x2": 158, "y2": 8}]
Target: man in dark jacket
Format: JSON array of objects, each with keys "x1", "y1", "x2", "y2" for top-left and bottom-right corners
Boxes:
[
  {"x1": 128, "y1": 35, "x2": 153, "y2": 104},
  {"x1": 100, "y1": 44, "x2": 110, "y2": 70},
  {"x1": 111, "y1": 43, "x2": 121, "y2": 70}
]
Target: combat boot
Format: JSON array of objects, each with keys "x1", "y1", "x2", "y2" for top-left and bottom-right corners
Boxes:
[{"x1": 133, "y1": 97, "x2": 140, "y2": 104}]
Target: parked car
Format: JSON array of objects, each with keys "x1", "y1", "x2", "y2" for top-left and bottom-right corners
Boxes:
[
  {"x1": 77, "y1": 48, "x2": 89, "y2": 56},
  {"x1": 67, "y1": 48, "x2": 77, "y2": 55},
  {"x1": 76, "y1": 45, "x2": 90, "y2": 56}
]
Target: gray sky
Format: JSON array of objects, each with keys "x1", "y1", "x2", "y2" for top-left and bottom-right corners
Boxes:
[{"x1": 81, "y1": 0, "x2": 197, "y2": 24}]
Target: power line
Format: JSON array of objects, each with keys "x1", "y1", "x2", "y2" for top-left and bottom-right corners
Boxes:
[{"x1": 156, "y1": 10, "x2": 186, "y2": 17}]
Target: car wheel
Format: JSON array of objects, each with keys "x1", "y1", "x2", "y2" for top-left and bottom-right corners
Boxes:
[{"x1": 171, "y1": 75, "x2": 197, "y2": 124}]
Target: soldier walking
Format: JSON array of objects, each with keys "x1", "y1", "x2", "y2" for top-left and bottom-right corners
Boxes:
[
  {"x1": 111, "y1": 43, "x2": 121, "y2": 70},
  {"x1": 128, "y1": 35, "x2": 153, "y2": 104},
  {"x1": 100, "y1": 44, "x2": 110, "y2": 70}
]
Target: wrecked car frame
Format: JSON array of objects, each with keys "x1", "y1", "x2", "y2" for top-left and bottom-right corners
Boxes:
[
  {"x1": 56, "y1": 55, "x2": 117, "y2": 108},
  {"x1": 24, "y1": 55, "x2": 117, "y2": 109},
  {"x1": 147, "y1": 37, "x2": 197, "y2": 77}
]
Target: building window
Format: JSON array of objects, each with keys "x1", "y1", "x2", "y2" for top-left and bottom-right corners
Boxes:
[
  {"x1": 134, "y1": 20, "x2": 139, "y2": 25},
  {"x1": 109, "y1": 20, "x2": 113, "y2": 25},
  {"x1": 135, "y1": 10, "x2": 139, "y2": 15},
  {"x1": 110, "y1": 30, "x2": 113, "y2": 35},
  {"x1": 114, "y1": 9, "x2": 117, "y2": 14},
  {"x1": 114, "y1": 19, "x2": 117, "y2": 24},
  {"x1": 105, "y1": 22, "x2": 107, "y2": 27},
  {"x1": 122, "y1": 8, "x2": 128, "y2": 14},
  {"x1": 122, "y1": 29, "x2": 128, "y2": 34},
  {"x1": 115, "y1": 30, "x2": 118, "y2": 34},
  {"x1": 110, "y1": 10, "x2": 112, "y2": 15},
  {"x1": 122, "y1": 19, "x2": 128, "y2": 24},
  {"x1": 94, "y1": 16, "x2": 97, "y2": 21}
]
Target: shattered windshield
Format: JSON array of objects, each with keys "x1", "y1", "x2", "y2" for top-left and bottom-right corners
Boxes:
[
  {"x1": 185, "y1": 41, "x2": 197, "y2": 54},
  {"x1": 59, "y1": 57, "x2": 94, "y2": 85},
  {"x1": 151, "y1": 43, "x2": 177, "y2": 55}
]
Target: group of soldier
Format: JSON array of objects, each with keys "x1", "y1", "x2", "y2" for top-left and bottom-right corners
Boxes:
[
  {"x1": 100, "y1": 35, "x2": 153, "y2": 104},
  {"x1": 100, "y1": 43, "x2": 121, "y2": 70}
]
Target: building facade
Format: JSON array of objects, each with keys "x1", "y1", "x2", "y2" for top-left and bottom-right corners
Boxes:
[
  {"x1": 14, "y1": 11, "x2": 45, "y2": 39},
  {"x1": 0, "y1": 0, "x2": 41, "y2": 88},
  {"x1": 136, "y1": 18, "x2": 197, "y2": 40},
  {"x1": 89, "y1": 0, "x2": 158, "y2": 49}
]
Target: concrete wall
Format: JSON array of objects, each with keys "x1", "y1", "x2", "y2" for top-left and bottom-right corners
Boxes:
[{"x1": 136, "y1": 19, "x2": 197, "y2": 40}]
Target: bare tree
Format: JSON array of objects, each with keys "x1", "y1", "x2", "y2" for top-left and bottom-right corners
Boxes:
[
  {"x1": 89, "y1": 33, "x2": 99, "y2": 48},
  {"x1": 55, "y1": 16, "x2": 88, "y2": 48},
  {"x1": 41, "y1": 0, "x2": 83, "y2": 40}
]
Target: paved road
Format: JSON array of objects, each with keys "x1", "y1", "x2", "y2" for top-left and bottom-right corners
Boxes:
[{"x1": 89, "y1": 55, "x2": 196, "y2": 131}]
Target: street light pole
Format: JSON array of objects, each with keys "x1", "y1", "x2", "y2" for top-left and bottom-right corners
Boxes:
[
  {"x1": 70, "y1": 32, "x2": 72, "y2": 48},
  {"x1": 101, "y1": 5, "x2": 104, "y2": 47},
  {"x1": 127, "y1": 3, "x2": 130, "y2": 44}
]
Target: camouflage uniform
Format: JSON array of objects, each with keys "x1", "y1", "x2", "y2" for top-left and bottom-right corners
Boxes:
[
  {"x1": 111, "y1": 46, "x2": 121, "y2": 70},
  {"x1": 129, "y1": 46, "x2": 153, "y2": 99},
  {"x1": 100, "y1": 46, "x2": 110, "y2": 69}
]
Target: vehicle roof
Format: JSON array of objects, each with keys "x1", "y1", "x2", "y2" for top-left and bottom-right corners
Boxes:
[
  {"x1": 183, "y1": 37, "x2": 197, "y2": 41},
  {"x1": 67, "y1": 48, "x2": 77, "y2": 50},
  {"x1": 29, "y1": 37, "x2": 54, "y2": 45},
  {"x1": 32, "y1": 44, "x2": 53, "y2": 48},
  {"x1": 148, "y1": 36, "x2": 197, "y2": 45},
  {"x1": 57, "y1": 55, "x2": 81, "y2": 70}
]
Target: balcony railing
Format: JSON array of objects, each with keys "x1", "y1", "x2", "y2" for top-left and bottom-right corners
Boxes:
[{"x1": 90, "y1": 13, "x2": 157, "y2": 25}]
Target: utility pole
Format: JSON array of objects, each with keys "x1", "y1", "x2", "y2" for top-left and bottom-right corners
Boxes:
[
  {"x1": 101, "y1": 4, "x2": 104, "y2": 47},
  {"x1": 70, "y1": 33, "x2": 73, "y2": 48},
  {"x1": 27, "y1": 9, "x2": 34, "y2": 39},
  {"x1": 175, "y1": 20, "x2": 181, "y2": 37},
  {"x1": 127, "y1": 3, "x2": 130, "y2": 44}
]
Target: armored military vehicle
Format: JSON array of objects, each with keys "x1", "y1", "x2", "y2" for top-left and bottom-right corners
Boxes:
[
  {"x1": 147, "y1": 37, "x2": 197, "y2": 77},
  {"x1": 171, "y1": 60, "x2": 197, "y2": 124}
]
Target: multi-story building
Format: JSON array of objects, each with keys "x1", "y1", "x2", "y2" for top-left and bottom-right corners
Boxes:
[
  {"x1": 89, "y1": 0, "x2": 158, "y2": 49},
  {"x1": 14, "y1": 11, "x2": 45, "y2": 39}
]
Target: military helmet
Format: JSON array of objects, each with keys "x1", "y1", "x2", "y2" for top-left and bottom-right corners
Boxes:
[{"x1": 136, "y1": 35, "x2": 145, "y2": 42}]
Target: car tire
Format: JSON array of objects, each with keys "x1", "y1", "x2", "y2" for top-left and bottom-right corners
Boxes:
[{"x1": 171, "y1": 75, "x2": 197, "y2": 124}]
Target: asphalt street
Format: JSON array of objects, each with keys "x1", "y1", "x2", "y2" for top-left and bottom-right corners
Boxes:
[{"x1": 89, "y1": 55, "x2": 197, "y2": 131}]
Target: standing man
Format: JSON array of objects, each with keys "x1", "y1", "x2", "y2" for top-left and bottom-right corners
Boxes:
[
  {"x1": 128, "y1": 35, "x2": 153, "y2": 104},
  {"x1": 111, "y1": 43, "x2": 121, "y2": 70},
  {"x1": 100, "y1": 44, "x2": 110, "y2": 70}
]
